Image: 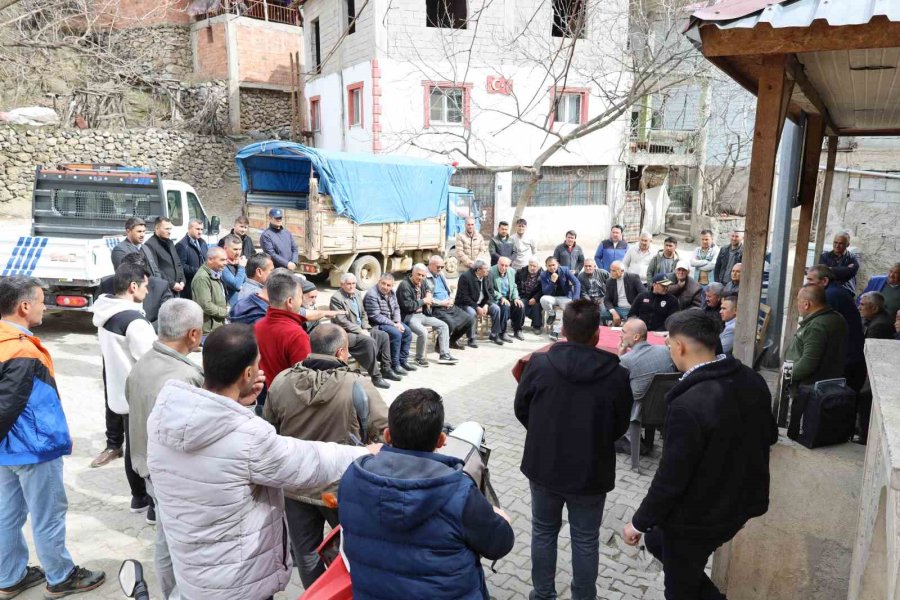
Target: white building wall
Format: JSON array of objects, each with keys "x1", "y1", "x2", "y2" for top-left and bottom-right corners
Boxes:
[{"x1": 305, "y1": 62, "x2": 372, "y2": 152}]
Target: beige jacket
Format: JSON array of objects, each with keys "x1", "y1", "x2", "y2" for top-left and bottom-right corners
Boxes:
[{"x1": 455, "y1": 231, "x2": 487, "y2": 268}]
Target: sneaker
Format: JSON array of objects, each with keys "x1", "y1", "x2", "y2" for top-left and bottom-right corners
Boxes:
[
  {"x1": 44, "y1": 566, "x2": 105, "y2": 598},
  {"x1": 450, "y1": 340, "x2": 466, "y2": 351},
  {"x1": 501, "y1": 335, "x2": 514, "y2": 343},
  {"x1": 414, "y1": 358, "x2": 430, "y2": 368},
  {"x1": 549, "y1": 332, "x2": 559, "y2": 342},
  {"x1": 438, "y1": 353, "x2": 458, "y2": 364},
  {"x1": 400, "y1": 362, "x2": 417, "y2": 372},
  {"x1": 146, "y1": 504, "x2": 157, "y2": 525},
  {"x1": 382, "y1": 369, "x2": 402, "y2": 381},
  {"x1": 89, "y1": 447, "x2": 122, "y2": 468},
  {"x1": 489, "y1": 335, "x2": 503, "y2": 346},
  {"x1": 466, "y1": 340, "x2": 479, "y2": 349},
  {"x1": 514, "y1": 331, "x2": 526, "y2": 341},
  {"x1": 0, "y1": 566, "x2": 45, "y2": 599},
  {"x1": 130, "y1": 495, "x2": 150, "y2": 514},
  {"x1": 394, "y1": 365, "x2": 409, "y2": 376},
  {"x1": 546, "y1": 313, "x2": 556, "y2": 326},
  {"x1": 372, "y1": 377, "x2": 391, "y2": 389}
]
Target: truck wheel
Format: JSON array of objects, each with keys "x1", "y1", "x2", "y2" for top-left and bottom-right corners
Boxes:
[
  {"x1": 351, "y1": 255, "x2": 382, "y2": 290},
  {"x1": 444, "y1": 255, "x2": 460, "y2": 279}
]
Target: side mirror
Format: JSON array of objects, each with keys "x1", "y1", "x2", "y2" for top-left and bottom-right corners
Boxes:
[
  {"x1": 118, "y1": 559, "x2": 143, "y2": 597},
  {"x1": 209, "y1": 215, "x2": 221, "y2": 236}
]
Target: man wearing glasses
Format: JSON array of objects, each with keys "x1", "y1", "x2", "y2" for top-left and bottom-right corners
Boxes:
[
  {"x1": 424, "y1": 255, "x2": 475, "y2": 351},
  {"x1": 260, "y1": 208, "x2": 298, "y2": 271}
]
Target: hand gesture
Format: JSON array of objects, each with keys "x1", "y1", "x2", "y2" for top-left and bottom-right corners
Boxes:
[
  {"x1": 238, "y1": 370, "x2": 266, "y2": 406},
  {"x1": 287, "y1": 261, "x2": 297, "y2": 271},
  {"x1": 550, "y1": 272, "x2": 559, "y2": 283},
  {"x1": 476, "y1": 306, "x2": 486, "y2": 317},
  {"x1": 173, "y1": 282, "x2": 185, "y2": 292},
  {"x1": 238, "y1": 255, "x2": 248, "y2": 268},
  {"x1": 623, "y1": 523, "x2": 642, "y2": 546}
]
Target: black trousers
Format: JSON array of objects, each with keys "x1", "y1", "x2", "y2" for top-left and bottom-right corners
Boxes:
[
  {"x1": 645, "y1": 528, "x2": 727, "y2": 600},
  {"x1": 518, "y1": 300, "x2": 544, "y2": 330},
  {"x1": 103, "y1": 365, "x2": 146, "y2": 499},
  {"x1": 105, "y1": 398, "x2": 125, "y2": 449},
  {"x1": 284, "y1": 498, "x2": 339, "y2": 589},
  {"x1": 347, "y1": 330, "x2": 390, "y2": 377}
]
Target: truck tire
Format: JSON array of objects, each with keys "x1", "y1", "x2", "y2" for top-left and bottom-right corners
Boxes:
[
  {"x1": 443, "y1": 254, "x2": 460, "y2": 279},
  {"x1": 351, "y1": 255, "x2": 382, "y2": 290}
]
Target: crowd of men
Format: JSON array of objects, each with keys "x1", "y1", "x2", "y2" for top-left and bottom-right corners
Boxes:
[{"x1": 2, "y1": 211, "x2": 898, "y2": 600}]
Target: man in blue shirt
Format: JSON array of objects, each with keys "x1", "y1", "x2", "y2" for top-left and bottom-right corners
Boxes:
[{"x1": 424, "y1": 255, "x2": 475, "y2": 351}]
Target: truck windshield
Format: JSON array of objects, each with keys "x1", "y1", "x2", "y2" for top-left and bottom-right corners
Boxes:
[
  {"x1": 187, "y1": 191, "x2": 205, "y2": 224},
  {"x1": 167, "y1": 191, "x2": 184, "y2": 226}
]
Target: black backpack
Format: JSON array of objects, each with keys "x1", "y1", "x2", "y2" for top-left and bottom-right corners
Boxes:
[{"x1": 788, "y1": 378, "x2": 856, "y2": 449}]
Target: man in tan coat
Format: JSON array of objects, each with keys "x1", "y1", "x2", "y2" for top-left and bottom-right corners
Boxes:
[{"x1": 455, "y1": 217, "x2": 487, "y2": 269}]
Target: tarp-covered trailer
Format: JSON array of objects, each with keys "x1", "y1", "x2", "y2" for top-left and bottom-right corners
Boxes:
[{"x1": 236, "y1": 141, "x2": 453, "y2": 289}]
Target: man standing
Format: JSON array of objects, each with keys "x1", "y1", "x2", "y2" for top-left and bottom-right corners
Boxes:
[
  {"x1": 820, "y1": 232, "x2": 859, "y2": 295},
  {"x1": 237, "y1": 253, "x2": 274, "y2": 301},
  {"x1": 553, "y1": 230, "x2": 585, "y2": 273},
  {"x1": 515, "y1": 300, "x2": 632, "y2": 600},
  {"x1": 489, "y1": 221, "x2": 515, "y2": 266},
  {"x1": 594, "y1": 224, "x2": 629, "y2": 272},
  {"x1": 265, "y1": 324, "x2": 389, "y2": 588},
  {"x1": 646, "y1": 237, "x2": 680, "y2": 282},
  {"x1": 511, "y1": 218, "x2": 537, "y2": 270},
  {"x1": 174, "y1": 218, "x2": 208, "y2": 301},
  {"x1": 396, "y1": 265, "x2": 457, "y2": 366},
  {"x1": 860, "y1": 292, "x2": 895, "y2": 340},
  {"x1": 255, "y1": 269, "x2": 312, "y2": 388},
  {"x1": 515, "y1": 257, "x2": 545, "y2": 335},
  {"x1": 622, "y1": 232, "x2": 653, "y2": 281},
  {"x1": 424, "y1": 255, "x2": 475, "y2": 350},
  {"x1": 331, "y1": 273, "x2": 397, "y2": 386},
  {"x1": 146, "y1": 324, "x2": 375, "y2": 600},
  {"x1": 125, "y1": 299, "x2": 204, "y2": 599},
  {"x1": 0, "y1": 277, "x2": 106, "y2": 598},
  {"x1": 605, "y1": 261, "x2": 645, "y2": 326},
  {"x1": 578, "y1": 258, "x2": 610, "y2": 308},
  {"x1": 99, "y1": 253, "x2": 172, "y2": 331},
  {"x1": 455, "y1": 217, "x2": 487, "y2": 270},
  {"x1": 719, "y1": 295, "x2": 738, "y2": 355},
  {"x1": 714, "y1": 229, "x2": 743, "y2": 285},
  {"x1": 112, "y1": 217, "x2": 160, "y2": 275},
  {"x1": 668, "y1": 260, "x2": 702, "y2": 309},
  {"x1": 539, "y1": 257, "x2": 581, "y2": 341},
  {"x1": 143, "y1": 217, "x2": 186, "y2": 296},
  {"x1": 490, "y1": 256, "x2": 525, "y2": 341},
  {"x1": 723, "y1": 263, "x2": 742, "y2": 297},
  {"x1": 628, "y1": 274, "x2": 678, "y2": 332},
  {"x1": 220, "y1": 234, "x2": 248, "y2": 307},
  {"x1": 191, "y1": 247, "x2": 229, "y2": 335},
  {"x1": 455, "y1": 260, "x2": 503, "y2": 347},
  {"x1": 702, "y1": 282, "x2": 725, "y2": 332},
  {"x1": 624, "y1": 310, "x2": 777, "y2": 600},
  {"x1": 259, "y1": 208, "x2": 298, "y2": 270},
  {"x1": 217, "y1": 215, "x2": 255, "y2": 259},
  {"x1": 364, "y1": 274, "x2": 415, "y2": 375},
  {"x1": 92, "y1": 263, "x2": 157, "y2": 518},
  {"x1": 690, "y1": 229, "x2": 720, "y2": 285},
  {"x1": 230, "y1": 257, "x2": 274, "y2": 326}
]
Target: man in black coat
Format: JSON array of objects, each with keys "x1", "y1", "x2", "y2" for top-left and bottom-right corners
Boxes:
[
  {"x1": 175, "y1": 219, "x2": 209, "y2": 301},
  {"x1": 455, "y1": 260, "x2": 502, "y2": 347},
  {"x1": 143, "y1": 217, "x2": 186, "y2": 296},
  {"x1": 99, "y1": 253, "x2": 172, "y2": 331},
  {"x1": 515, "y1": 299, "x2": 632, "y2": 600},
  {"x1": 217, "y1": 215, "x2": 255, "y2": 259},
  {"x1": 624, "y1": 309, "x2": 777, "y2": 600},
  {"x1": 628, "y1": 274, "x2": 679, "y2": 332},
  {"x1": 604, "y1": 261, "x2": 645, "y2": 326},
  {"x1": 514, "y1": 257, "x2": 544, "y2": 334}
]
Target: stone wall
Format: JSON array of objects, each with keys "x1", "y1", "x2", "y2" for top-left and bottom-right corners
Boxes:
[
  {"x1": 240, "y1": 88, "x2": 292, "y2": 132},
  {"x1": 108, "y1": 24, "x2": 193, "y2": 79},
  {"x1": 0, "y1": 126, "x2": 243, "y2": 223}
]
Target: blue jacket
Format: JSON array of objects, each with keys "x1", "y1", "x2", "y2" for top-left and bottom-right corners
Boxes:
[
  {"x1": 0, "y1": 322, "x2": 71, "y2": 465},
  {"x1": 340, "y1": 445, "x2": 513, "y2": 600},
  {"x1": 540, "y1": 266, "x2": 581, "y2": 299},
  {"x1": 825, "y1": 282, "x2": 865, "y2": 365},
  {"x1": 221, "y1": 263, "x2": 247, "y2": 307},
  {"x1": 595, "y1": 239, "x2": 629, "y2": 271},
  {"x1": 259, "y1": 225, "x2": 298, "y2": 268},
  {"x1": 229, "y1": 293, "x2": 268, "y2": 325}
]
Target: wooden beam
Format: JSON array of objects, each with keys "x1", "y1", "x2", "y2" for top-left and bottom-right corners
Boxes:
[
  {"x1": 784, "y1": 114, "x2": 826, "y2": 345},
  {"x1": 839, "y1": 128, "x2": 900, "y2": 137},
  {"x1": 813, "y1": 136, "x2": 839, "y2": 262},
  {"x1": 698, "y1": 18, "x2": 900, "y2": 57},
  {"x1": 733, "y1": 54, "x2": 793, "y2": 367},
  {"x1": 786, "y1": 55, "x2": 839, "y2": 135}
]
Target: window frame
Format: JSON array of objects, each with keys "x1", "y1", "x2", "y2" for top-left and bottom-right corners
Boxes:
[
  {"x1": 423, "y1": 81, "x2": 472, "y2": 129},
  {"x1": 549, "y1": 87, "x2": 589, "y2": 127},
  {"x1": 309, "y1": 96, "x2": 321, "y2": 132},
  {"x1": 346, "y1": 0, "x2": 356, "y2": 34},
  {"x1": 311, "y1": 19, "x2": 322, "y2": 74},
  {"x1": 347, "y1": 82, "x2": 364, "y2": 128},
  {"x1": 426, "y1": 0, "x2": 467, "y2": 29},
  {"x1": 166, "y1": 190, "x2": 184, "y2": 226},
  {"x1": 551, "y1": 0, "x2": 586, "y2": 39}
]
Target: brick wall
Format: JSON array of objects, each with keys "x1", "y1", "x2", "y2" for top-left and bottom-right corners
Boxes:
[
  {"x1": 195, "y1": 22, "x2": 229, "y2": 80},
  {"x1": 235, "y1": 20, "x2": 302, "y2": 86}
]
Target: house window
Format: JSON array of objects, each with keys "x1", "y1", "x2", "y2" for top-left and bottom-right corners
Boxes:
[
  {"x1": 551, "y1": 89, "x2": 588, "y2": 125},
  {"x1": 309, "y1": 96, "x2": 321, "y2": 131},
  {"x1": 312, "y1": 19, "x2": 322, "y2": 73},
  {"x1": 346, "y1": 0, "x2": 356, "y2": 34},
  {"x1": 430, "y1": 87, "x2": 464, "y2": 124},
  {"x1": 426, "y1": 0, "x2": 467, "y2": 29},
  {"x1": 347, "y1": 83, "x2": 363, "y2": 128},
  {"x1": 511, "y1": 166, "x2": 608, "y2": 207},
  {"x1": 551, "y1": 0, "x2": 586, "y2": 38}
]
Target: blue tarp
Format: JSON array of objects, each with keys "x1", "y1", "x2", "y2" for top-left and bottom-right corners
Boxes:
[{"x1": 235, "y1": 141, "x2": 453, "y2": 225}]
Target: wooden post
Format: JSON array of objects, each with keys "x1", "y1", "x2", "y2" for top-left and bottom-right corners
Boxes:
[
  {"x1": 263, "y1": 0, "x2": 269, "y2": 21},
  {"x1": 224, "y1": 16, "x2": 242, "y2": 133},
  {"x1": 783, "y1": 113, "x2": 825, "y2": 346},
  {"x1": 732, "y1": 54, "x2": 794, "y2": 367},
  {"x1": 813, "y1": 136, "x2": 839, "y2": 260},
  {"x1": 289, "y1": 52, "x2": 297, "y2": 141},
  {"x1": 297, "y1": 51, "x2": 309, "y2": 144}
]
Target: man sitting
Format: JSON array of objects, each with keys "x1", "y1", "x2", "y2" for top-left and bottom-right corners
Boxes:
[
  {"x1": 604, "y1": 261, "x2": 644, "y2": 326},
  {"x1": 191, "y1": 247, "x2": 229, "y2": 335},
  {"x1": 264, "y1": 324, "x2": 388, "y2": 589},
  {"x1": 723, "y1": 263, "x2": 742, "y2": 297},
  {"x1": 397, "y1": 265, "x2": 458, "y2": 365},
  {"x1": 702, "y1": 282, "x2": 725, "y2": 332},
  {"x1": 364, "y1": 274, "x2": 415, "y2": 375},
  {"x1": 456, "y1": 260, "x2": 502, "y2": 347},
  {"x1": 489, "y1": 257, "x2": 525, "y2": 341},
  {"x1": 425, "y1": 255, "x2": 475, "y2": 350},
  {"x1": 539, "y1": 257, "x2": 581, "y2": 341},
  {"x1": 515, "y1": 257, "x2": 544, "y2": 334},
  {"x1": 339, "y1": 388, "x2": 514, "y2": 600},
  {"x1": 860, "y1": 291, "x2": 895, "y2": 340},
  {"x1": 628, "y1": 274, "x2": 678, "y2": 332},
  {"x1": 331, "y1": 273, "x2": 396, "y2": 387},
  {"x1": 578, "y1": 258, "x2": 610, "y2": 309},
  {"x1": 668, "y1": 260, "x2": 702, "y2": 309},
  {"x1": 719, "y1": 295, "x2": 738, "y2": 355}
]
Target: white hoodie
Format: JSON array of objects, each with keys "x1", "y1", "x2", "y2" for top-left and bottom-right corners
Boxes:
[{"x1": 92, "y1": 294, "x2": 157, "y2": 414}]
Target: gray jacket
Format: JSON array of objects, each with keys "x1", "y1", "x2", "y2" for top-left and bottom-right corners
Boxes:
[
  {"x1": 330, "y1": 290, "x2": 370, "y2": 335},
  {"x1": 147, "y1": 380, "x2": 366, "y2": 600},
  {"x1": 125, "y1": 341, "x2": 203, "y2": 478}
]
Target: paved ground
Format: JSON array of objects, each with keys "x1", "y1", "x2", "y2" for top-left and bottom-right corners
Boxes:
[{"x1": 13, "y1": 305, "x2": 670, "y2": 600}]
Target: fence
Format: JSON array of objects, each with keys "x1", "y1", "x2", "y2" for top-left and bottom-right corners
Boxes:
[{"x1": 193, "y1": 0, "x2": 300, "y2": 26}]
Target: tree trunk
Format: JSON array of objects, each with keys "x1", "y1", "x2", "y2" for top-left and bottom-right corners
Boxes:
[
  {"x1": 511, "y1": 170, "x2": 541, "y2": 224},
  {"x1": 0, "y1": 0, "x2": 24, "y2": 10}
]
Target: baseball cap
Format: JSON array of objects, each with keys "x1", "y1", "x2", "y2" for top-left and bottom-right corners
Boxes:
[
  {"x1": 675, "y1": 260, "x2": 692, "y2": 272},
  {"x1": 268, "y1": 208, "x2": 284, "y2": 218},
  {"x1": 300, "y1": 279, "x2": 317, "y2": 294},
  {"x1": 652, "y1": 273, "x2": 672, "y2": 286}
]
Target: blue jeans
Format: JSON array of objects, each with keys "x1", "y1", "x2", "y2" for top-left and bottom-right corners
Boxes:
[
  {"x1": 529, "y1": 481, "x2": 606, "y2": 600},
  {"x1": 0, "y1": 458, "x2": 76, "y2": 587},
  {"x1": 375, "y1": 323, "x2": 411, "y2": 368},
  {"x1": 463, "y1": 304, "x2": 501, "y2": 340}
]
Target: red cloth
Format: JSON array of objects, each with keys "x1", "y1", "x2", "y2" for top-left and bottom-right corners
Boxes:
[
  {"x1": 512, "y1": 326, "x2": 667, "y2": 382},
  {"x1": 254, "y1": 306, "x2": 310, "y2": 386}
]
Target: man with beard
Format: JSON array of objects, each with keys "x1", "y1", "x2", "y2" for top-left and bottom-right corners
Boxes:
[{"x1": 143, "y1": 217, "x2": 186, "y2": 296}]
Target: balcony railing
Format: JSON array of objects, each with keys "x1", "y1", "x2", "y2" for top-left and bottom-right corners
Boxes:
[
  {"x1": 628, "y1": 129, "x2": 698, "y2": 156},
  {"x1": 192, "y1": 0, "x2": 300, "y2": 26}
]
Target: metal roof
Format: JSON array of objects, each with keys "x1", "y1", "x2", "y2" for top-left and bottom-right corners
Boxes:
[{"x1": 691, "y1": 0, "x2": 900, "y2": 28}]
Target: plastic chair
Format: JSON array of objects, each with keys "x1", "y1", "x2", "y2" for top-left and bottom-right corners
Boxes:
[{"x1": 630, "y1": 372, "x2": 681, "y2": 471}]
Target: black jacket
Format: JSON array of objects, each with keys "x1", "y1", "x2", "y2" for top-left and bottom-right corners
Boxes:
[
  {"x1": 864, "y1": 310, "x2": 895, "y2": 340},
  {"x1": 604, "y1": 273, "x2": 645, "y2": 310},
  {"x1": 217, "y1": 229, "x2": 255, "y2": 259},
  {"x1": 633, "y1": 357, "x2": 777, "y2": 539},
  {"x1": 455, "y1": 269, "x2": 495, "y2": 310},
  {"x1": 143, "y1": 235, "x2": 185, "y2": 293},
  {"x1": 515, "y1": 267, "x2": 544, "y2": 305},
  {"x1": 489, "y1": 235, "x2": 515, "y2": 265},
  {"x1": 628, "y1": 291, "x2": 679, "y2": 332},
  {"x1": 515, "y1": 342, "x2": 632, "y2": 494},
  {"x1": 396, "y1": 277, "x2": 428, "y2": 319},
  {"x1": 175, "y1": 236, "x2": 209, "y2": 300},
  {"x1": 715, "y1": 244, "x2": 743, "y2": 284},
  {"x1": 99, "y1": 275, "x2": 173, "y2": 331},
  {"x1": 553, "y1": 243, "x2": 585, "y2": 273}
]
